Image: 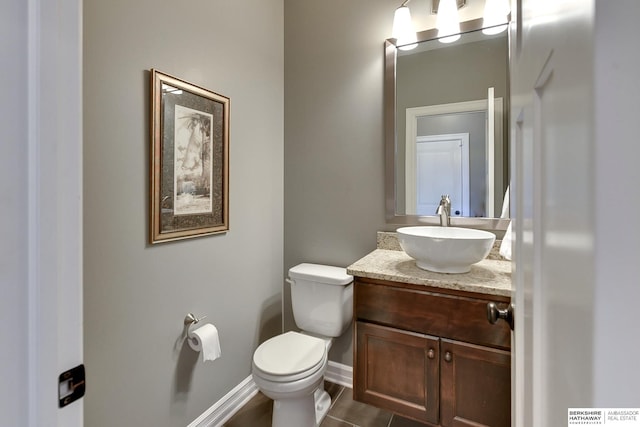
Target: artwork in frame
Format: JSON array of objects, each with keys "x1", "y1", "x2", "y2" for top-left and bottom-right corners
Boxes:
[{"x1": 150, "y1": 69, "x2": 229, "y2": 244}]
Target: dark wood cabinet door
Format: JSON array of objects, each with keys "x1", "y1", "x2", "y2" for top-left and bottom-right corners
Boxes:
[
  {"x1": 440, "y1": 339, "x2": 511, "y2": 427},
  {"x1": 355, "y1": 321, "x2": 440, "y2": 425}
]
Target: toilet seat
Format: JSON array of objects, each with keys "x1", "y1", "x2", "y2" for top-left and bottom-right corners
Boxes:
[{"x1": 253, "y1": 331, "x2": 327, "y2": 382}]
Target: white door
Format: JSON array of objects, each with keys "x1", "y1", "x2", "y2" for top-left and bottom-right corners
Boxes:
[
  {"x1": 1, "y1": 0, "x2": 84, "y2": 426},
  {"x1": 510, "y1": 1, "x2": 596, "y2": 425},
  {"x1": 407, "y1": 133, "x2": 470, "y2": 216}
]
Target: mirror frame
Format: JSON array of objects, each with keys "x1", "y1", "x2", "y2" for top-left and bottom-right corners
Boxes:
[{"x1": 385, "y1": 17, "x2": 510, "y2": 231}]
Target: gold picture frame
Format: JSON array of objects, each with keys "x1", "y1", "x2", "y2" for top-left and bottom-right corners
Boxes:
[{"x1": 150, "y1": 69, "x2": 229, "y2": 244}]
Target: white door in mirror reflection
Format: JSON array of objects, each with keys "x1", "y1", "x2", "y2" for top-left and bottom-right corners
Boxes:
[{"x1": 406, "y1": 133, "x2": 470, "y2": 216}]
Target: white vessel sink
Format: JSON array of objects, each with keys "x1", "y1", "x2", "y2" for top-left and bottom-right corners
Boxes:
[{"x1": 396, "y1": 226, "x2": 496, "y2": 274}]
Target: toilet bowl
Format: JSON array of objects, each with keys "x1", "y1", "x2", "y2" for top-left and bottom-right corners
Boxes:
[
  {"x1": 251, "y1": 263, "x2": 353, "y2": 427},
  {"x1": 252, "y1": 331, "x2": 330, "y2": 426}
]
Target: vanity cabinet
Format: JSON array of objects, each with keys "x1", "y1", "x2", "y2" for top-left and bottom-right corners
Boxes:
[{"x1": 353, "y1": 277, "x2": 511, "y2": 427}]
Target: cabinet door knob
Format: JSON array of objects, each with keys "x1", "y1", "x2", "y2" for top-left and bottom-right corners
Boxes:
[
  {"x1": 427, "y1": 349, "x2": 435, "y2": 359},
  {"x1": 444, "y1": 351, "x2": 452, "y2": 363},
  {"x1": 486, "y1": 302, "x2": 515, "y2": 330}
]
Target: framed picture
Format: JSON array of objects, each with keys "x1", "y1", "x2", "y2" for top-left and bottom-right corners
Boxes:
[{"x1": 150, "y1": 69, "x2": 230, "y2": 244}]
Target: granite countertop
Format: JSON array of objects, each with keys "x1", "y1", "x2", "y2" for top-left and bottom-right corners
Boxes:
[{"x1": 346, "y1": 232, "x2": 512, "y2": 297}]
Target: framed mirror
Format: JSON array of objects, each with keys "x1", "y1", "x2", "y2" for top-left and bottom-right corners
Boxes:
[{"x1": 385, "y1": 18, "x2": 510, "y2": 230}]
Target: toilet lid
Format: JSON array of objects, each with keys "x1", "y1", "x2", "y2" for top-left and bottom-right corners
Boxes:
[
  {"x1": 288, "y1": 263, "x2": 353, "y2": 286},
  {"x1": 253, "y1": 331, "x2": 325, "y2": 376}
]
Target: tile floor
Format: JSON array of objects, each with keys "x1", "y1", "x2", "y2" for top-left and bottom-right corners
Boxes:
[{"x1": 223, "y1": 381, "x2": 427, "y2": 427}]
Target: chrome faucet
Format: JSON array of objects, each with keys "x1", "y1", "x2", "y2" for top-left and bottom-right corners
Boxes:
[{"x1": 435, "y1": 195, "x2": 451, "y2": 227}]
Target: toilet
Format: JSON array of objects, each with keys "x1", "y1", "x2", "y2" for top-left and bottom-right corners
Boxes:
[{"x1": 252, "y1": 263, "x2": 354, "y2": 427}]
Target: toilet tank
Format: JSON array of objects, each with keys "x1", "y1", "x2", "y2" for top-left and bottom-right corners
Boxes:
[{"x1": 288, "y1": 263, "x2": 354, "y2": 337}]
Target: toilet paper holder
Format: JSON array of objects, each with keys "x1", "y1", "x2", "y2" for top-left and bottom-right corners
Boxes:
[{"x1": 183, "y1": 313, "x2": 207, "y2": 341}]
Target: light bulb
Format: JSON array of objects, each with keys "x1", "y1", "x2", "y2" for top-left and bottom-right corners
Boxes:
[
  {"x1": 392, "y1": 6, "x2": 418, "y2": 51},
  {"x1": 483, "y1": 0, "x2": 510, "y2": 35},
  {"x1": 436, "y1": 0, "x2": 461, "y2": 44}
]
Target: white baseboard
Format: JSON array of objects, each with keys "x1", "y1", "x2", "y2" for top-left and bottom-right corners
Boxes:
[
  {"x1": 325, "y1": 361, "x2": 353, "y2": 389},
  {"x1": 187, "y1": 375, "x2": 258, "y2": 427},
  {"x1": 188, "y1": 361, "x2": 353, "y2": 427}
]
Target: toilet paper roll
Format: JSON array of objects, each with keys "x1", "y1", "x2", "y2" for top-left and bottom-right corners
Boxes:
[{"x1": 188, "y1": 323, "x2": 222, "y2": 362}]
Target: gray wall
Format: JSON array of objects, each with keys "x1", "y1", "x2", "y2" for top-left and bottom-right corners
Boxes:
[
  {"x1": 83, "y1": 1, "x2": 283, "y2": 426},
  {"x1": 396, "y1": 36, "x2": 509, "y2": 120},
  {"x1": 284, "y1": 0, "x2": 395, "y2": 365}
]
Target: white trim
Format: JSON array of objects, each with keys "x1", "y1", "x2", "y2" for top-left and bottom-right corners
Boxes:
[
  {"x1": 27, "y1": 0, "x2": 83, "y2": 426},
  {"x1": 487, "y1": 87, "x2": 495, "y2": 217},
  {"x1": 325, "y1": 361, "x2": 353, "y2": 389},
  {"x1": 187, "y1": 376, "x2": 259, "y2": 427},
  {"x1": 27, "y1": 2, "x2": 41, "y2": 426},
  {"x1": 188, "y1": 362, "x2": 354, "y2": 427}
]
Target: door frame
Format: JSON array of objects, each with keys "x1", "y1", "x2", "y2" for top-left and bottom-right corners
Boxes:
[
  {"x1": 405, "y1": 97, "x2": 504, "y2": 218},
  {"x1": 26, "y1": 0, "x2": 84, "y2": 425}
]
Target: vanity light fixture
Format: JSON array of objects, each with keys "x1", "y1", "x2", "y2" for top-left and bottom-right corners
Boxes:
[
  {"x1": 392, "y1": 0, "x2": 470, "y2": 48},
  {"x1": 392, "y1": 0, "x2": 418, "y2": 51},
  {"x1": 436, "y1": 0, "x2": 462, "y2": 43},
  {"x1": 482, "y1": 0, "x2": 510, "y2": 35}
]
